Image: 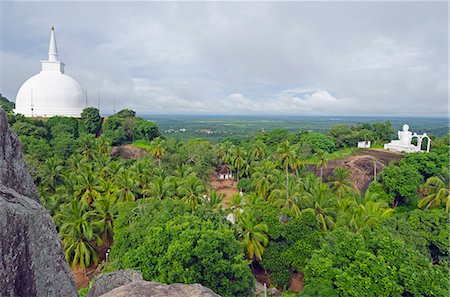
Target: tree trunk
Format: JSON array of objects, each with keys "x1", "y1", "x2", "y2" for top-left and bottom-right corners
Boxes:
[{"x1": 286, "y1": 164, "x2": 289, "y2": 201}]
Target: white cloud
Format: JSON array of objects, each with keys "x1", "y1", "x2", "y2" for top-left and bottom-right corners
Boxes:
[{"x1": 0, "y1": 1, "x2": 447, "y2": 116}]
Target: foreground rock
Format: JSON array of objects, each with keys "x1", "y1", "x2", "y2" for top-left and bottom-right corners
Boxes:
[
  {"x1": 88, "y1": 270, "x2": 221, "y2": 297},
  {"x1": 87, "y1": 269, "x2": 144, "y2": 297},
  {"x1": 0, "y1": 107, "x2": 77, "y2": 297},
  {"x1": 98, "y1": 280, "x2": 221, "y2": 297},
  {"x1": 0, "y1": 108, "x2": 38, "y2": 202}
]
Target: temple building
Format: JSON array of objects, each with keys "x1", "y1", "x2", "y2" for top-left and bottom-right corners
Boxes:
[{"x1": 14, "y1": 27, "x2": 85, "y2": 117}]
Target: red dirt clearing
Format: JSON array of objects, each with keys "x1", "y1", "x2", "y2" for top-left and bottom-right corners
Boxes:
[
  {"x1": 208, "y1": 175, "x2": 239, "y2": 208},
  {"x1": 288, "y1": 272, "x2": 304, "y2": 292}
]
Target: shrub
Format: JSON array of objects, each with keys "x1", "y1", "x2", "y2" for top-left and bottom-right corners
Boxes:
[{"x1": 109, "y1": 199, "x2": 255, "y2": 297}]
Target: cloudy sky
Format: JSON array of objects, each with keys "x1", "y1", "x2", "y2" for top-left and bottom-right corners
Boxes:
[{"x1": 0, "y1": 1, "x2": 448, "y2": 116}]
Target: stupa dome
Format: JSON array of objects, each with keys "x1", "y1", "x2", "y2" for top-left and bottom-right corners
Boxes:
[{"x1": 15, "y1": 27, "x2": 85, "y2": 117}]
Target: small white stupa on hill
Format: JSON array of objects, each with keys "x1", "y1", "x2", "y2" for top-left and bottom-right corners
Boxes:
[
  {"x1": 14, "y1": 27, "x2": 85, "y2": 117},
  {"x1": 384, "y1": 124, "x2": 430, "y2": 153}
]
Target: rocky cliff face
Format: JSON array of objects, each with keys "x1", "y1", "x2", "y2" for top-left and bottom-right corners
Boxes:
[
  {"x1": 0, "y1": 108, "x2": 78, "y2": 297},
  {"x1": 0, "y1": 108, "x2": 39, "y2": 202},
  {"x1": 87, "y1": 269, "x2": 144, "y2": 297}
]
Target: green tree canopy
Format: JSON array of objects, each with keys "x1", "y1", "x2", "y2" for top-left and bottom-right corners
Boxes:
[
  {"x1": 302, "y1": 227, "x2": 448, "y2": 297},
  {"x1": 108, "y1": 199, "x2": 255, "y2": 297},
  {"x1": 299, "y1": 132, "x2": 336, "y2": 153},
  {"x1": 0, "y1": 94, "x2": 15, "y2": 112},
  {"x1": 377, "y1": 164, "x2": 424, "y2": 206},
  {"x1": 112, "y1": 108, "x2": 136, "y2": 118},
  {"x1": 80, "y1": 107, "x2": 102, "y2": 134},
  {"x1": 47, "y1": 116, "x2": 79, "y2": 138}
]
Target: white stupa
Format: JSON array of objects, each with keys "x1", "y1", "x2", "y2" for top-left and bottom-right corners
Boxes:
[{"x1": 14, "y1": 27, "x2": 85, "y2": 117}]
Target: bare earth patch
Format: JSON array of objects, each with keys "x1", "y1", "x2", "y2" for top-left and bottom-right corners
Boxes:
[
  {"x1": 288, "y1": 272, "x2": 304, "y2": 292},
  {"x1": 208, "y1": 175, "x2": 239, "y2": 208}
]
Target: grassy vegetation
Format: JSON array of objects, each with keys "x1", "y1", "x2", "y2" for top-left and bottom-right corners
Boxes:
[
  {"x1": 306, "y1": 148, "x2": 360, "y2": 164},
  {"x1": 133, "y1": 139, "x2": 153, "y2": 150}
]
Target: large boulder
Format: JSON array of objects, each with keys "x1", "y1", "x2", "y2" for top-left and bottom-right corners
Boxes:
[
  {"x1": 0, "y1": 108, "x2": 39, "y2": 202},
  {"x1": 87, "y1": 269, "x2": 144, "y2": 297},
  {"x1": 88, "y1": 269, "x2": 221, "y2": 297},
  {"x1": 109, "y1": 144, "x2": 147, "y2": 159},
  {"x1": 0, "y1": 107, "x2": 77, "y2": 297},
  {"x1": 98, "y1": 280, "x2": 221, "y2": 297}
]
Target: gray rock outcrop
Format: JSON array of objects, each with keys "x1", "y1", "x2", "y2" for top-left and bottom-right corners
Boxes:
[
  {"x1": 87, "y1": 269, "x2": 144, "y2": 297},
  {"x1": 0, "y1": 108, "x2": 39, "y2": 202},
  {"x1": 98, "y1": 280, "x2": 221, "y2": 297},
  {"x1": 88, "y1": 269, "x2": 221, "y2": 297},
  {"x1": 0, "y1": 107, "x2": 78, "y2": 297}
]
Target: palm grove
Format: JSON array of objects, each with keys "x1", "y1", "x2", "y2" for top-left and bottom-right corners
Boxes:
[{"x1": 1, "y1": 95, "x2": 448, "y2": 297}]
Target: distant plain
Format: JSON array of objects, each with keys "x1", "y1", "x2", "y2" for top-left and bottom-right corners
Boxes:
[{"x1": 141, "y1": 114, "x2": 449, "y2": 141}]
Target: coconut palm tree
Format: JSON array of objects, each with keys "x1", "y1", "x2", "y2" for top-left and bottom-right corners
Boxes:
[
  {"x1": 147, "y1": 137, "x2": 167, "y2": 167},
  {"x1": 346, "y1": 201, "x2": 394, "y2": 233},
  {"x1": 250, "y1": 141, "x2": 267, "y2": 162},
  {"x1": 230, "y1": 146, "x2": 247, "y2": 182},
  {"x1": 236, "y1": 211, "x2": 268, "y2": 260},
  {"x1": 202, "y1": 190, "x2": 225, "y2": 212},
  {"x1": 57, "y1": 172, "x2": 77, "y2": 197},
  {"x1": 418, "y1": 175, "x2": 450, "y2": 211},
  {"x1": 43, "y1": 157, "x2": 63, "y2": 193},
  {"x1": 329, "y1": 166, "x2": 355, "y2": 198},
  {"x1": 269, "y1": 177, "x2": 310, "y2": 218},
  {"x1": 251, "y1": 160, "x2": 279, "y2": 198},
  {"x1": 226, "y1": 192, "x2": 245, "y2": 223},
  {"x1": 55, "y1": 199, "x2": 101, "y2": 268},
  {"x1": 142, "y1": 175, "x2": 173, "y2": 200},
  {"x1": 92, "y1": 194, "x2": 116, "y2": 247},
  {"x1": 174, "y1": 164, "x2": 193, "y2": 179},
  {"x1": 96, "y1": 135, "x2": 110, "y2": 156},
  {"x1": 99, "y1": 179, "x2": 118, "y2": 198},
  {"x1": 66, "y1": 154, "x2": 85, "y2": 174},
  {"x1": 302, "y1": 182, "x2": 337, "y2": 231},
  {"x1": 131, "y1": 159, "x2": 154, "y2": 196},
  {"x1": 113, "y1": 169, "x2": 137, "y2": 202},
  {"x1": 216, "y1": 141, "x2": 233, "y2": 164},
  {"x1": 105, "y1": 160, "x2": 124, "y2": 177},
  {"x1": 243, "y1": 192, "x2": 264, "y2": 214},
  {"x1": 276, "y1": 140, "x2": 301, "y2": 201},
  {"x1": 76, "y1": 167, "x2": 102, "y2": 204},
  {"x1": 179, "y1": 174, "x2": 205, "y2": 210},
  {"x1": 93, "y1": 154, "x2": 111, "y2": 178},
  {"x1": 316, "y1": 150, "x2": 329, "y2": 180},
  {"x1": 77, "y1": 134, "x2": 99, "y2": 162},
  {"x1": 167, "y1": 175, "x2": 184, "y2": 198}
]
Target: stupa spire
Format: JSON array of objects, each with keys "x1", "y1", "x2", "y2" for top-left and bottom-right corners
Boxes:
[{"x1": 48, "y1": 26, "x2": 58, "y2": 62}]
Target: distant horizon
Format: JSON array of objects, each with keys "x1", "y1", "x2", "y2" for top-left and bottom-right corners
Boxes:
[{"x1": 135, "y1": 113, "x2": 449, "y2": 120}]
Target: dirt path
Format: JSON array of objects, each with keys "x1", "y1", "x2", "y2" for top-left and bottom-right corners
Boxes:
[
  {"x1": 72, "y1": 265, "x2": 98, "y2": 289},
  {"x1": 72, "y1": 244, "x2": 109, "y2": 289}
]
